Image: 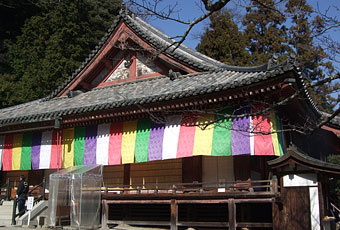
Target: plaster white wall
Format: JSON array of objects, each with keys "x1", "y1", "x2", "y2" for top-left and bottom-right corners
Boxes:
[
  {"x1": 136, "y1": 52, "x2": 162, "y2": 77},
  {"x1": 309, "y1": 186, "x2": 321, "y2": 230},
  {"x1": 283, "y1": 173, "x2": 318, "y2": 187}
]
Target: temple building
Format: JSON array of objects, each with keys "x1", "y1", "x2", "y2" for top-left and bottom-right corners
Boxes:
[{"x1": 0, "y1": 6, "x2": 340, "y2": 230}]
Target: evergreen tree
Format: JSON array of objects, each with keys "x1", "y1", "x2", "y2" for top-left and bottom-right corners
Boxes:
[
  {"x1": 242, "y1": 0, "x2": 290, "y2": 65},
  {"x1": 1, "y1": 0, "x2": 121, "y2": 107},
  {"x1": 196, "y1": 0, "x2": 335, "y2": 112},
  {"x1": 196, "y1": 10, "x2": 251, "y2": 66},
  {"x1": 0, "y1": 73, "x2": 18, "y2": 108},
  {"x1": 285, "y1": 0, "x2": 334, "y2": 112},
  {"x1": 0, "y1": 0, "x2": 41, "y2": 74}
]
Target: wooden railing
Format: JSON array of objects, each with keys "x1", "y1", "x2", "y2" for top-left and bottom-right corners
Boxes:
[
  {"x1": 102, "y1": 178, "x2": 279, "y2": 197},
  {"x1": 101, "y1": 179, "x2": 279, "y2": 230},
  {"x1": 0, "y1": 178, "x2": 11, "y2": 202},
  {"x1": 330, "y1": 202, "x2": 340, "y2": 221}
]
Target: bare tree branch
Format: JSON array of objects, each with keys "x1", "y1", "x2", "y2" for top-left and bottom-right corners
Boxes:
[{"x1": 125, "y1": 0, "x2": 340, "y2": 136}]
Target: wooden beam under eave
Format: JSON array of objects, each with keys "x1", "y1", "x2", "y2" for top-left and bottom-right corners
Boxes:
[
  {"x1": 102, "y1": 58, "x2": 113, "y2": 69},
  {"x1": 79, "y1": 81, "x2": 95, "y2": 91},
  {"x1": 59, "y1": 79, "x2": 286, "y2": 127}
]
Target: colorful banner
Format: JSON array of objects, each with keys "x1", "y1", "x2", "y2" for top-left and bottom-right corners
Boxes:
[
  {"x1": 0, "y1": 136, "x2": 4, "y2": 170},
  {"x1": 0, "y1": 109, "x2": 286, "y2": 171},
  {"x1": 211, "y1": 108, "x2": 232, "y2": 156},
  {"x1": 253, "y1": 106, "x2": 274, "y2": 156},
  {"x1": 108, "y1": 122, "x2": 123, "y2": 165},
  {"x1": 135, "y1": 119, "x2": 151, "y2": 163},
  {"x1": 121, "y1": 121, "x2": 137, "y2": 164},
  {"x1": 84, "y1": 126, "x2": 97, "y2": 165},
  {"x1": 162, "y1": 115, "x2": 181, "y2": 160},
  {"x1": 31, "y1": 132, "x2": 42, "y2": 170},
  {"x1": 40, "y1": 131, "x2": 53, "y2": 169},
  {"x1": 231, "y1": 107, "x2": 252, "y2": 155},
  {"x1": 96, "y1": 124, "x2": 110, "y2": 165},
  {"x1": 3, "y1": 135, "x2": 14, "y2": 171},
  {"x1": 21, "y1": 133, "x2": 32, "y2": 170},
  {"x1": 50, "y1": 130, "x2": 62, "y2": 169},
  {"x1": 12, "y1": 134, "x2": 23, "y2": 170},
  {"x1": 193, "y1": 113, "x2": 215, "y2": 156}
]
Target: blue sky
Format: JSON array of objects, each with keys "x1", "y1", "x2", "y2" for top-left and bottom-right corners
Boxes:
[
  {"x1": 135, "y1": 0, "x2": 211, "y2": 49},
  {"x1": 127, "y1": 0, "x2": 339, "y2": 108},
  {"x1": 129, "y1": 0, "x2": 340, "y2": 53}
]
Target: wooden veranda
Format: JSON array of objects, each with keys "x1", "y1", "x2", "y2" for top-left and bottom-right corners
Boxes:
[{"x1": 101, "y1": 179, "x2": 279, "y2": 230}]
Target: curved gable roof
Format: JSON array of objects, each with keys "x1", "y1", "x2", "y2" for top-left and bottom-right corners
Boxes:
[
  {"x1": 0, "y1": 63, "x2": 293, "y2": 125},
  {"x1": 268, "y1": 145, "x2": 340, "y2": 176},
  {"x1": 48, "y1": 6, "x2": 270, "y2": 100},
  {"x1": 1, "y1": 5, "x2": 336, "y2": 131}
]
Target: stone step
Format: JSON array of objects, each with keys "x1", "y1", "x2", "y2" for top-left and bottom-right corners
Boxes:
[
  {"x1": 0, "y1": 220, "x2": 12, "y2": 227},
  {"x1": 0, "y1": 200, "x2": 15, "y2": 226},
  {"x1": 1, "y1": 201, "x2": 14, "y2": 207}
]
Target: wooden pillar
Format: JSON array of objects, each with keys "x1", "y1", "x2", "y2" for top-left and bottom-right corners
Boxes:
[
  {"x1": 272, "y1": 198, "x2": 280, "y2": 230},
  {"x1": 129, "y1": 51, "x2": 136, "y2": 78},
  {"x1": 123, "y1": 164, "x2": 130, "y2": 186},
  {"x1": 170, "y1": 199, "x2": 178, "y2": 230},
  {"x1": 228, "y1": 198, "x2": 236, "y2": 230},
  {"x1": 317, "y1": 175, "x2": 325, "y2": 230}
]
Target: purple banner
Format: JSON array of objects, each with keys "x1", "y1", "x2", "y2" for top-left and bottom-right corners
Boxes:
[
  {"x1": 31, "y1": 132, "x2": 42, "y2": 170},
  {"x1": 148, "y1": 122, "x2": 165, "y2": 161},
  {"x1": 83, "y1": 126, "x2": 97, "y2": 165},
  {"x1": 231, "y1": 106, "x2": 251, "y2": 155}
]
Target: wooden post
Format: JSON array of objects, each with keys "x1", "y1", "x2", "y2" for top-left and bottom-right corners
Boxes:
[
  {"x1": 228, "y1": 198, "x2": 236, "y2": 230},
  {"x1": 272, "y1": 176, "x2": 278, "y2": 194},
  {"x1": 123, "y1": 164, "x2": 130, "y2": 187},
  {"x1": 101, "y1": 200, "x2": 108, "y2": 229},
  {"x1": 170, "y1": 199, "x2": 178, "y2": 230},
  {"x1": 317, "y1": 176, "x2": 325, "y2": 230},
  {"x1": 5, "y1": 178, "x2": 10, "y2": 201},
  {"x1": 272, "y1": 198, "x2": 278, "y2": 230},
  {"x1": 42, "y1": 177, "x2": 46, "y2": 200}
]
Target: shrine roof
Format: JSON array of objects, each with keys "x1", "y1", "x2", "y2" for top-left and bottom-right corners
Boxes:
[
  {"x1": 0, "y1": 5, "x2": 329, "y2": 128},
  {"x1": 268, "y1": 145, "x2": 340, "y2": 175},
  {"x1": 0, "y1": 61, "x2": 295, "y2": 125},
  {"x1": 48, "y1": 6, "x2": 270, "y2": 99},
  {"x1": 319, "y1": 111, "x2": 340, "y2": 127}
]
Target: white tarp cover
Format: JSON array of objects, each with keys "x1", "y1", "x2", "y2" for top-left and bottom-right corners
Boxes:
[{"x1": 48, "y1": 165, "x2": 103, "y2": 229}]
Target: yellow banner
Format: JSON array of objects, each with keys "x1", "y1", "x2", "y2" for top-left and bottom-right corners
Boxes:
[
  {"x1": 12, "y1": 134, "x2": 23, "y2": 170},
  {"x1": 270, "y1": 112, "x2": 281, "y2": 156},
  {"x1": 121, "y1": 121, "x2": 138, "y2": 164},
  {"x1": 62, "y1": 128, "x2": 74, "y2": 168},
  {"x1": 193, "y1": 113, "x2": 215, "y2": 156}
]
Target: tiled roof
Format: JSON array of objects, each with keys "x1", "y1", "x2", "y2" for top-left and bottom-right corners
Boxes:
[
  {"x1": 268, "y1": 145, "x2": 340, "y2": 173},
  {"x1": 0, "y1": 62, "x2": 295, "y2": 125},
  {"x1": 47, "y1": 6, "x2": 269, "y2": 99},
  {"x1": 319, "y1": 111, "x2": 340, "y2": 127},
  {"x1": 1, "y1": 5, "x2": 334, "y2": 128}
]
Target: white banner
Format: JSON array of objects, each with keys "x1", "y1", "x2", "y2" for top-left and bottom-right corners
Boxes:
[
  {"x1": 162, "y1": 115, "x2": 182, "y2": 160},
  {"x1": 96, "y1": 124, "x2": 110, "y2": 165},
  {"x1": 39, "y1": 131, "x2": 52, "y2": 169}
]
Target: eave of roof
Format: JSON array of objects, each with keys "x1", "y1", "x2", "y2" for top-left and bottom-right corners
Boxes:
[
  {"x1": 0, "y1": 5, "x2": 333, "y2": 129},
  {"x1": 268, "y1": 145, "x2": 340, "y2": 175},
  {"x1": 0, "y1": 62, "x2": 296, "y2": 126},
  {"x1": 46, "y1": 6, "x2": 271, "y2": 100},
  {"x1": 319, "y1": 111, "x2": 340, "y2": 127}
]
